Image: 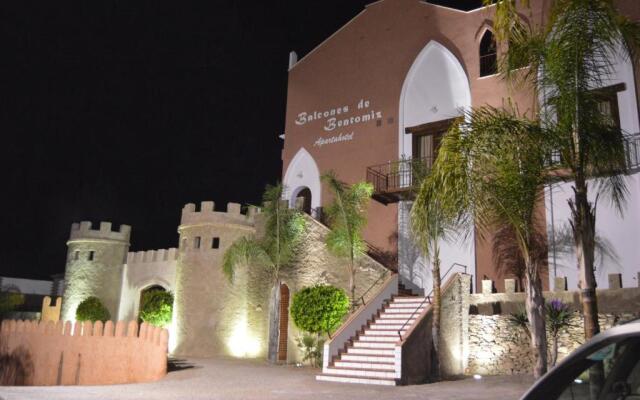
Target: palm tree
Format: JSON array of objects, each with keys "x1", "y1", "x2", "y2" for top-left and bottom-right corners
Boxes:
[
  {"x1": 410, "y1": 159, "x2": 454, "y2": 381},
  {"x1": 321, "y1": 171, "x2": 374, "y2": 308},
  {"x1": 414, "y1": 108, "x2": 552, "y2": 378},
  {"x1": 222, "y1": 183, "x2": 306, "y2": 362},
  {"x1": 488, "y1": 0, "x2": 640, "y2": 340}
]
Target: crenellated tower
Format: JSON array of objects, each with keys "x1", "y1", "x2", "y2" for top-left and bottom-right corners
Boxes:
[
  {"x1": 172, "y1": 201, "x2": 259, "y2": 357},
  {"x1": 61, "y1": 221, "x2": 131, "y2": 322}
]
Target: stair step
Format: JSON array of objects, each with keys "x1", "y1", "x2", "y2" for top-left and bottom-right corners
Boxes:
[
  {"x1": 316, "y1": 374, "x2": 397, "y2": 386},
  {"x1": 378, "y1": 313, "x2": 417, "y2": 319},
  {"x1": 387, "y1": 301, "x2": 429, "y2": 309},
  {"x1": 340, "y1": 354, "x2": 395, "y2": 363},
  {"x1": 347, "y1": 347, "x2": 395, "y2": 356},
  {"x1": 393, "y1": 297, "x2": 428, "y2": 303},
  {"x1": 373, "y1": 315, "x2": 416, "y2": 325},
  {"x1": 353, "y1": 341, "x2": 396, "y2": 349},
  {"x1": 334, "y1": 361, "x2": 395, "y2": 371},
  {"x1": 383, "y1": 307, "x2": 425, "y2": 314},
  {"x1": 369, "y1": 324, "x2": 409, "y2": 330},
  {"x1": 324, "y1": 366, "x2": 396, "y2": 379},
  {"x1": 357, "y1": 335, "x2": 398, "y2": 342},
  {"x1": 363, "y1": 329, "x2": 406, "y2": 336}
]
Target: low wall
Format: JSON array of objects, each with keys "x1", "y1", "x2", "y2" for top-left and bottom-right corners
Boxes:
[
  {"x1": 466, "y1": 312, "x2": 636, "y2": 375},
  {"x1": 0, "y1": 319, "x2": 168, "y2": 386},
  {"x1": 462, "y1": 278, "x2": 640, "y2": 375}
]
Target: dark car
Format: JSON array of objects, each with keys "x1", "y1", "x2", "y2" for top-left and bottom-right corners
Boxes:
[{"x1": 520, "y1": 320, "x2": 640, "y2": 400}]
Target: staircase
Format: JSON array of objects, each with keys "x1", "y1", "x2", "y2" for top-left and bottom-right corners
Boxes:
[{"x1": 316, "y1": 284, "x2": 429, "y2": 386}]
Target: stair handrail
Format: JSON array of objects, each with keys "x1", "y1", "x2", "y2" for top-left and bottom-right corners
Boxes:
[
  {"x1": 354, "y1": 270, "x2": 391, "y2": 308},
  {"x1": 396, "y1": 263, "x2": 468, "y2": 338}
]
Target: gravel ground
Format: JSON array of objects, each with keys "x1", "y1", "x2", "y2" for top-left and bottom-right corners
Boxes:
[{"x1": 0, "y1": 357, "x2": 534, "y2": 400}]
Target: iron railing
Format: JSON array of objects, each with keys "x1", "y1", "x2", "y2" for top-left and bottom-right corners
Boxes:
[
  {"x1": 353, "y1": 272, "x2": 392, "y2": 308},
  {"x1": 366, "y1": 157, "x2": 433, "y2": 195},
  {"x1": 396, "y1": 263, "x2": 468, "y2": 339}
]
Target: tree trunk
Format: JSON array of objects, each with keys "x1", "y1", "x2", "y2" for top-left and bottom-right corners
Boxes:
[
  {"x1": 551, "y1": 334, "x2": 558, "y2": 367},
  {"x1": 569, "y1": 185, "x2": 600, "y2": 340},
  {"x1": 349, "y1": 257, "x2": 356, "y2": 310},
  {"x1": 524, "y1": 258, "x2": 547, "y2": 379},
  {"x1": 431, "y1": 248, "x2": 442, "y2": 381},
  {"x1": 267, "y1": 280, "x2": 281, "y2": 363}
]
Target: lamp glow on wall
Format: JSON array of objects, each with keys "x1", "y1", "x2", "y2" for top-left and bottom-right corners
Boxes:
[{"x1": 227, "y1": 315, "x2": 261, "y2": 358}]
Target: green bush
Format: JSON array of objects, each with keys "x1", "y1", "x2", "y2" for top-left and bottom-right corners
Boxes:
[
  {"x1": 290, "y1": 285, "x2": 349, "y2": 336},
  {"x1": 295, "y1": 333, "x2": 325, "y2": 367},
  {"x1": 139, "y1": 290, "x2": 174, "y2": 327},
  {"x1": 0, "y1": 292, "x2": 25, "y2": 314},
  {"x1": 75, "y1": 296, "x2": 110, "y2": 322}
]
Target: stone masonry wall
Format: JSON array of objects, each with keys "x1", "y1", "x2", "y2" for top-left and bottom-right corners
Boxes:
[
  {"x1": 462, "y1": 279, "x2": 640, "y2": 375},
  {"x1": 466, "y1": 313, "x2": 637, "y2": 375},
  {"x1": 246, "y1": 214, "x2": 391, "y2": 363}
]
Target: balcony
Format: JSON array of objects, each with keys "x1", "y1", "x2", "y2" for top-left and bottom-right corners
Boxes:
[{"x1": 366, "y1": 157, "x2": 433, "y2": 205}]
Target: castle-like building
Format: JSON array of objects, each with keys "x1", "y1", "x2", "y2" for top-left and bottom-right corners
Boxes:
[
  {"x1": 60, "y1": 0, "x2": 640, "y2": 380},
  {"x1": 61, "y1": 201, "x2": 388, "y2": 361}
]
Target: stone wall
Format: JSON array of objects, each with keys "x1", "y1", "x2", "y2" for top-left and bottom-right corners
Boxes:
[
  {"x1": 0, "y1": 319, "x2": 167, "y2": 385},
  {"x1": 172, "y1": 202, "x2": 257, "y2": 358},
  {"x1": 461, "y1": 279, "x2": 640, "y2": 375},
  {"x1": 466, "y1": 313, "x2": 636, "y2": 375},
  {"x1": 61, "y1": 222, "x2": 131, "y2": 322},
  {"x1": 246, "y1": 214, "x2": 390, "y2": 363},
  {"x1": 118, "y1": 249, "x2": 177, "y2": 322}
]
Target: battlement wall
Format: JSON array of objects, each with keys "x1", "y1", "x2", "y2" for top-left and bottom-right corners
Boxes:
[
  {"x1": 127, "y1": 248, "x2": 178, "y2": 265},
  {"x1": 0, "y1": 319, "x2": 167, "y2": 386},
  {"x1": 180, "y1": 201, "x2": 259, "y2": 228},
  {"x1": 69, "y1": 221, "x2": 131, "y2": 243}
]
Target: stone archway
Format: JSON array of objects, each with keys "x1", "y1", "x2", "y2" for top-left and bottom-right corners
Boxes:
[{"x1": 138, "y1": 284, "x2": 169, "y2": 323}]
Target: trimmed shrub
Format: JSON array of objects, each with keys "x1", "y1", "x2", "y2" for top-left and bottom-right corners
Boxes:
[
  {"x1": 76, "y1": 296, "x2": 110, "y2": 322},
  {"x1": 290, "y1": 285, "x2": 349, "y2": 336},
  {"x1": 139, "y1": 290, "x2": 174, "y2": 327},
  {"x1": 0, "y1": 292, "x2": 25, "y2": 314}
]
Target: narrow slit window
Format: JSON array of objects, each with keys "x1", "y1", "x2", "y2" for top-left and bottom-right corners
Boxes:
[
  {"x1": 212, "y1": 237, "x2": 220, "y2": 249},
  {"x1": 74, "y1": 251, "x2": 79, "y2": 261},
  {"x1": 88, "y1": 251, "x2": 95, "y2": 261},
  {"x1": 479, "y1": 30, "x2": 497, "y2": 77},
  {"x1": 194, "y1": 236, "x2": 201, "y2": 249}
]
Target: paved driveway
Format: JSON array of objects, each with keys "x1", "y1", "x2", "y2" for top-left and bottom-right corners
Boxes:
[{"x1": 0, "y1": 358, "x2": 534, "y2": 400}]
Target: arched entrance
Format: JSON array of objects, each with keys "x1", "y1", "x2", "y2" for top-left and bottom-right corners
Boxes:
[
  {"x1": 138, "y1": 285, "x2": 168, "y2": 323},
  {"x1": 277, "y1": 283, "x2": 290, "y2": 362},
  {"x1": 294, "y1": 187, "x2": 312, "y2": 215}
]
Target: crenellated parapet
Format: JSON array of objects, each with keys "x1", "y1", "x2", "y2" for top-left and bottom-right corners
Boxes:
[
  {"x1": 68, "y1": 221, "x2": 131, "y2": 244},
  {"x1": 126, "y1": 248, "x2": 179, "y2": 265},
  {"x1": 0, "y1": 319, "x2": 167, "y2": 386},
  {"x1": 179, "y1": 201, "x2": 259, "y2": 230}
]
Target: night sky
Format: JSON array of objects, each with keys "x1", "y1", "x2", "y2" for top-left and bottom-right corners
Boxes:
[{"x1": 0, "y1": 0, "x2": 481, "y2": 280}]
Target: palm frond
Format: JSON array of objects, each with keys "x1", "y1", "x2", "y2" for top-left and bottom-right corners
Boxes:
[{"x1": 222, "y1": 236, "x2": 272, "y2": 282}]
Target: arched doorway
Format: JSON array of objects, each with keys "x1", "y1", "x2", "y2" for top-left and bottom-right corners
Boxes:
[
  {"x1": 295, "y1": 187, "x2": 312, "y2": 215},
  {"x1": 138, "y1": 285, "x2": 168, "y2": 323},
  {"x1": 277, "y1": 283, "x2": 290, "y2": 362}
]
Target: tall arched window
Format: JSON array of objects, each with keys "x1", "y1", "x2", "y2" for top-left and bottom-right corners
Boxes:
[{"x1": 479, "y1": 30, "x2": 497, "y2": 77}]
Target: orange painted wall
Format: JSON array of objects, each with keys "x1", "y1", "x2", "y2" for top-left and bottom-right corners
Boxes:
[{"x1": 0, "y1": 319, "x2": 167, "y2": 386}]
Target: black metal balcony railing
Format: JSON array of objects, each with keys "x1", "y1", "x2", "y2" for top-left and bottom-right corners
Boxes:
[
  {"x1": 366, "y1": 157, "x2": 433, "y2": 204},
  {"x1": 549, "y1": 133, "x2": 640, "y2": 171}
]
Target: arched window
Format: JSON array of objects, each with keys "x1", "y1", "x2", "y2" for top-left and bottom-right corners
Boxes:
[{"x1": 479, "y1": 30, "x2": 497, "y2": 77}]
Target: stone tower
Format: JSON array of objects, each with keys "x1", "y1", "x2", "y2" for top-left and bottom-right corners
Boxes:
[
  {"x1": 61, "y1": 221, "x2": 131, "y2": 322},
  {"x1": 172, "y1": 201, "x2": 258, "y2": 357}
]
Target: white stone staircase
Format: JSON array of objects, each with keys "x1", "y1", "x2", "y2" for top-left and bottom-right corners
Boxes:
[{"x1": 316, "y1": 294, "x2": 429, "y2": 385}]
